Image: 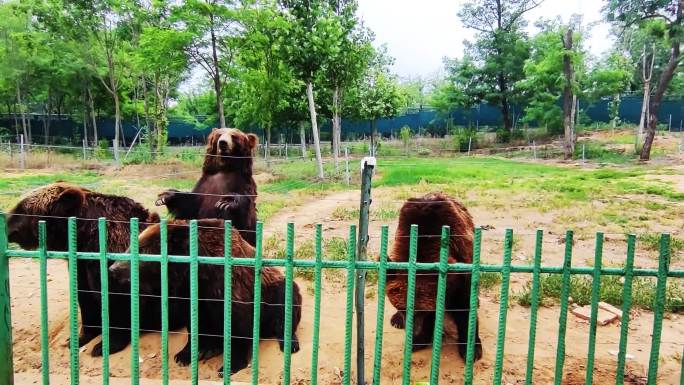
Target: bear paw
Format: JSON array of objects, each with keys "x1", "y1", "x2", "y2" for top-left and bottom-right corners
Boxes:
[
  {"x1": 390, "y1": 312, "x2": 405, "y2": 329},
  {"x1": 91, "y1": 338, "x2": 130, "y2": 357},
  {"x1": 457, "y1": 341, "x2": 483, "y2": 362},
  {"x1": 174, "y1": 348, "x2": 191, "y2": 366},
  {"x1": 156, "y1": 189, "x2": 180, "y2": 206},
  {"x1": 215, "y1": 197, "x2": 238, "y2": 214},
  {"x1": 278, "y1": 336, "x2": 300, "y2": 353},
  {"x1": 77, "y1": 331, "x2": 99, "y2": 348}
]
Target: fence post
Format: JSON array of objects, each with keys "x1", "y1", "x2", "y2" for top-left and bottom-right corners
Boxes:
[
  {"x1": 668, "y1": 114, "x2": 672, "y2": 131},
  {"x1": 582, "y1": 144, "x2": 586, "y2": 161},
  {"x1": 0, "y1": 214, "x2": 14, "y2": 385},
  {"x1": 468, "y1": 136, "x2": 472, "y2": 156},
  {"x1": 355, "y1": 156, "x2": 375, "y2": 385},
  {"x1": 345, "y1": 147, "x2": 350, "y2": 186},
  {"x1": 20, "y1": 134, "x2": 25, "y2": 170},
  {"x1": 82, "y1": 139, "x2": 86, "y2": 161}
]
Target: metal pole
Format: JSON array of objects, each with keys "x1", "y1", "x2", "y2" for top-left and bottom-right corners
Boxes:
[
  {"x1": 582, "y1": 144, "x2": 586, "y2": 161},
  {"x1": 285, "y1": 143, "x2": 288, "y2": 159},
  {"x1": 468, "y1": 136, "x2": 472, "y2": 156},
  {"x1": 82, "y1": 139, "x2": 86, "y2": 161},
  {"x1": 19, "y1": 134, "x2": 25, "y2": 170},
  {"x1": 0, "y1": 214, "x2": 15, "y2": 385},
  {"x1": 345, "y1": 147, "x2": 350, "y2": 186},
  {"x1": 355, "y1": 157, "x2": 375, "y2": 385},
  {"x1": 264, "y1": 141, "x2": 268, "y2": 160},
  {"x1": 533, "y1": 140, "x2": 537, "y2": 159},
  {"x1": 668, "y1": 114, "x2": 672, "y2": 132}
]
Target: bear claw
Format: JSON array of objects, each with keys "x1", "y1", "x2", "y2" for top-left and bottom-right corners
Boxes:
[{"x1": 390, "y1": 312, "x2": 405, "y2": 329}]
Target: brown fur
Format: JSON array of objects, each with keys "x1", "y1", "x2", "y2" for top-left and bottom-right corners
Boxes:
[
  {"x1": 109, "y1": 218, "x2": 302, "y2": 376},
  {"x1": 385, "y1": 192, "x2": 482, "y2": 360},
  {"x1": 7, "y1": 183, "x2": 160, "y2": 356},
  {"x1": 157, "y1": 128, "x2": 258, "y2": 246}
]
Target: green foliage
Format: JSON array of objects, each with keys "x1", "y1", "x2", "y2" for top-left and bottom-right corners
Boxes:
[
  {"x1": 452, "y1": 129, "x2": 477, "y2": 151},
  {"x1": 515, "y1": 273, "x2": 683, "y2": 313},
  {"x1": 400, "y1": 126, "x2": 411, "y2": 151},
  {"x1": 95, "y1": 139, "x2": 111, "y2": 159}
]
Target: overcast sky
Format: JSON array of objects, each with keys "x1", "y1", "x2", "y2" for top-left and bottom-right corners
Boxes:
[{"x1": 357, "y1": 0, "x2": 614, "y2": 79}]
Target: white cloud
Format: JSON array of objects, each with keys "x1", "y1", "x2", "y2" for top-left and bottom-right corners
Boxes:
[{"x1": 358, "y1": 0, "x2": 616, "y2": 77}]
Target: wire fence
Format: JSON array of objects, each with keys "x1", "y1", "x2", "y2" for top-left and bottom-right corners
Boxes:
[{"x1": 0, "y1": 214, "x2": 683, "y2": 385}]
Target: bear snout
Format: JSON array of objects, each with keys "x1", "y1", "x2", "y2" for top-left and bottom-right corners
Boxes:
[
  {"x1": 108, "y1": 261, "x2": 131, "y2": 284},
  {"x1": 217, "y1": 133, "x2": 232, "y2": 153}
]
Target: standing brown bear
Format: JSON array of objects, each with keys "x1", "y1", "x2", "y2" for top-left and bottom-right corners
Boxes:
[
  {"x1": 6, "y1": 182, "x2": 160, "y2": 356},
  {"x1": 156, "y1": 128, "x2": 258, "y2": 246},
  {"x1": 385, "y1": 192, "x2": 482, "y2": 360},
  {"x1": 108, "y1": 218, "x2": 302, "y2": 376}
]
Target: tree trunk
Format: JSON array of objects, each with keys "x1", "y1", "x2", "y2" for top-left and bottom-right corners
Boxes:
[
  {"x1": 82, "y1": 89, "x2": 88, "y2": 148},
  {"x1": 612, "y1": 93, "x2": 620, "y2": 129},
  {"x1": 641, "y1": 35, "x2": 682, "y2": 159},
  {"x1": 498, "y1": 72, "x2": 512, "y2": 133},
  {"x1": 332, "y1": 85, "x2": 341, "y2": 169},
  {"x1": 113, "y1": 91, "x2": 121, "y2": 162},
  {"x1": 210, "y1": 16, "x2": 226, "y2": 128},
  {"x1": 562, "y1": 28, "x2": 575, "y2": 159},
  {"x1": 306, "y1": 80, "x2": 324, "y2": 179},
  {"x1": 87, "y1": 87, "x2": 98, "y2": 146},
  {"x1": 16, "y1": 82, "x2": 28, "y2": 143},
  {"x1": 265, "y1": 121, "x2": 271, "y2": 164},
  {"x1": 299, "y1": 121, "x2": 306, "y2": 157}
]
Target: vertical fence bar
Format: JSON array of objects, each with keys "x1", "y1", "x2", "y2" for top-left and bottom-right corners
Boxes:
[
  {"x1": 492, "y1": 229, "x2": 513, "y2": 385},
  {"x1": 251, "y1": 222, "x2": 264, "y2": 385},
  {"x1": 647, "y1": 233, "x2": 670, "y2": 385},
  {"x1": 430, "y1": 226, "x2": 452, "y2": 384},
  {"x1": 0, "y1": 214, "x2": 12, "y2": 385},
  {"x1": 223, "y1": 220, "x2": 232, "y2": 384},
  {"x1": 283, "y1": 223, "x2": 295, "y2": 385},
  {"x1": 39, "y1": 221, "x2": 50, "y2": 385},
  {"x1": 371, "y1": 225, "x2": 389, "y2": 385},
  {"x1": 616, "y1": 234, "x2": 636, "y2": 385},
  {"x1": 524, "y1": 229, "x2": 544, "y2": 385},
  {"x1": 553, "y1": 230, "x2": 574, "y2": 385},
  {"x1": 401, "y1": 225, "x2": 419, "y2": 385},
  {"x1": 129, "y1": 218, "x2": 140, "y2": 385},
  {"x1": 67, "y1": 217, "x2": 79, "y2": 385},
  {"x1": 310, "y1": 224, "x2": 323, "y2": 385},
  {"x1": 585, "y1": 232, "x2": 604, "y2": 385},
  {"x1": 98, "y1": 218, "x2": 109, "y2": 385},
  {"x1": 342, "y1": 225, "x2": 357, "y2": 385},
  {"x1": 189, "y1": 220, "x2": 199, "y2": 385},
  {"x1": 464, "y1": 227, "x2": 482, "y2": 384},
  {"x1": 356, "y1": 158, "x2": 374, "y2": 385},
  {"x1": 160, "y1": 220, "x2": 169, "y2": 385},
  {"x1": 19, "y1": 134, "x2": 25, "y2": 170}
]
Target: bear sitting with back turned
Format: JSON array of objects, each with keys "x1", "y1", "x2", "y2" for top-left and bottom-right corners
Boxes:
[
  {"x1": 385, "y1": 192, "x2": 483, "y2": 361},
  {"x1": 6, "y1": 182, "x2": 161, "y2": 356},
  {"x1": 108, "y1": 218, "x2": 302, "y2": 376},
  {"x1": 156, "y1": 128, "x2": 258, "y2": 246}
]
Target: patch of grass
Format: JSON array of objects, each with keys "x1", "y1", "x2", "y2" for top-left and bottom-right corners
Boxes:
[
  {"x1": 515, "y1": 273, "x2": 684, "y2": 313},
  {"x1": 638, "y1": 233, "x2": 684, "y2": 254},
  {"x1": 575, "y1": 141, "x2": 635, "y2": 164},
  {"x1": 331, "y1": 207, "x2": 356, "y2": 221},
  {"x1": 479, "y1": 272, "x2": 502, "y2": 290}
]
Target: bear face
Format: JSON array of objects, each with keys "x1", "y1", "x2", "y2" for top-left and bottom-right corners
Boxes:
[
  {"x1": 203, "y1": 128, "x2": 258, "y2": 173},
  {"x1": 7, "y1": 183, "x2": 87, "y2": 249}
]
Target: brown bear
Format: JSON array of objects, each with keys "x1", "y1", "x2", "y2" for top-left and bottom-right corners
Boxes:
[
  {"x1": 156, "y1": 128, "x2": 258, "y2": 246},
  {"x1": 6, "y1": 182, "x2": 161, "y2": 356},
  {"x1": 108, "y1": 218, "x2": 302, "y2": 376},
  {"x1": 385, "y1": 192, "x2": 482, "y2": 360}
]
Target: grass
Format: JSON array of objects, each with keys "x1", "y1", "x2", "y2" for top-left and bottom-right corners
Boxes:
[
  {"x1": 515, "y1": 273, "x2": 684, "y2": 313},
  {"x1": 479, "y1": 272, "x2": 502, "y2": 290},
  {"x1": 639, "y1": 233, "x2": 684, "y2": 255}
]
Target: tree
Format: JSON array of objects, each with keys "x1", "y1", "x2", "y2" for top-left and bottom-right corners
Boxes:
[
  {"x1": 280, "y1": 0, "x2": 342, "y2": 179},
  {"x1": 175, "y1": 0, "x2": 238, "y2": 129},
  {"x1": 458, "y1": 0, "x2": 541, "y2": 133},
  {"x1": 607, "y1": 0, "x2": 684, "y2": 160},
  {"x1": 520, "y1": 18, "x2": 586, "y2": 149},
  {"x1": 432, "y1": 56, "x2": 481, "y2": 130},
  {"x1": 585, "y1": 53, "x2": 633, "y2": 129},
  {"x1": 322, "y1": 0, "x2": 373, "y2": 169},
  {"x1": 232, "y1": 0, "x2": 293, "y2": 162},
  {"x1": 344, "y1": 47, "x2": 404, "y2": 154}
]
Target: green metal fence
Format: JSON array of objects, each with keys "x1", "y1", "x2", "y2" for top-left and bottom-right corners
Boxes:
[{"x1": 0, "y1": 213, "x2": 683, "y2": 385}]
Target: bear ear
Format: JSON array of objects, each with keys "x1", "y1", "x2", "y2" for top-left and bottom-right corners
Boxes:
[
  {"x1": 247, "y1": 133, "x2": 258, "y2": 151},
  {"x1": 53, "y1": 188, "x2": 85, "y2": 217},
  {"x1": 206, "y1": 129, "x2": 220, "y2": 153}
]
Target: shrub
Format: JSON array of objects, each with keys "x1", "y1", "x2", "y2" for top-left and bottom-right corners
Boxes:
[
  {"x1": 496, "y1": 128, "x2": 511, "y2": 143},
  {"x1": 400, "y1": 126, "x2": 411, "y2": 153},
  {"x1": 451, "y1": 129, "x2": 477, "y2": 152},
  {"x1": 95, "y1": 139, "x2": 112, "y2": 159}
]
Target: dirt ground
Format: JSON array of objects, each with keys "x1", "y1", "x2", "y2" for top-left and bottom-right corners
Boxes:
[{"x1": 9, "y1": 186, "x2": 684, "y2": 384}]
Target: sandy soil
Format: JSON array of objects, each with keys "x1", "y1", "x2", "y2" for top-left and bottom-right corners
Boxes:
[{"x1": 9, "y1": 187, "x2": 684, "y2": 384}]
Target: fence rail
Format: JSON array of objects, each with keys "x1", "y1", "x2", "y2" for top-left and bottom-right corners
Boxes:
[{"x1": 0, "y1": 214, "x2": 683, "y2": 385}]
